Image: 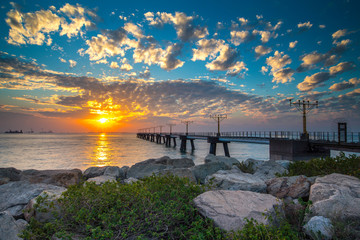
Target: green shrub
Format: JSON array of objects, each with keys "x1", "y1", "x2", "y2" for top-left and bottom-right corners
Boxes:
[
  {"x1": 285, "y1": 152, "x2": 360, "y2": 178},
  {"x1": 21, "y1": 174, "x2": 223, "y2": 240}
]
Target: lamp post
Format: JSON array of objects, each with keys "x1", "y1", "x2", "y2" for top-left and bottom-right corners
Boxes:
[
  {"x1": 181, "y1": 121, "x2": 193, "y2": 135},
  {"x1": 210, "y1": 114, "x2": 227, "y2": 137},
  {"x1": 289, "y1": 99, "x2": 318, "y2": 140}
]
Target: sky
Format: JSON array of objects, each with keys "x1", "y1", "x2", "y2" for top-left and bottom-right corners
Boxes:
[{"x1": 0, "y1": 0, "x2": 360, "y2": 133}]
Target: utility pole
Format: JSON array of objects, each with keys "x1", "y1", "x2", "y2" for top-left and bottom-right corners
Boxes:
[
  {"x1": 210, "y1": 114, "x2": 227, "y2": 136},
  {"x1": 181, "y1": 121, "x2": 193, "y2": 135},
  {"x1": 167, "y1": 123, "x2": 176, "y2": 135},
  {"x1": 289, "y1": 99, "x2": 318, "y2": 140}
]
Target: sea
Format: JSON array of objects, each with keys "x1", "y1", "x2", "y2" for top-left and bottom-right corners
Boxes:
[{"x1": 0, "y1": 132, "x2": 270, "y2": 171}]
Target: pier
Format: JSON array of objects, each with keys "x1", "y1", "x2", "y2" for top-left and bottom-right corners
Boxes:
[{"x1": 137, "y1": 130, "x2": 360, "y2": 160}]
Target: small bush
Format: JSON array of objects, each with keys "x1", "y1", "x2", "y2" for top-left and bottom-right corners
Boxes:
[
  {"x1": 234, "y1": 161, "x2": 255, "y2": 174},
  {"x1": 21, "y1": 174, "x2": 223, "y2": 240},
  {"x1": 285, "y1": 152, "x2": 360, "y2": 178}
]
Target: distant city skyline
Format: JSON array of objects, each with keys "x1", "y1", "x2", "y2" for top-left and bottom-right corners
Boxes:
[{"x1": 1, "y1": 0, "x2": 360, "y2": 133}]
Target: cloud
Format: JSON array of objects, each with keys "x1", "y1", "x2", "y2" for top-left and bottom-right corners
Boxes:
[
  {"x1": 254, "y1": 45, "x2": 272, "y2": 58},
  {"x1": 289, "y1": 40, "x2": 298, "y2": 48},
  {"x1": 6, "y1": 3, "x2": 97, "y2": 46},
  {"x1": 59, "y1": 57, "x2": 66, "y2": 63},
  {"x1": 192, "y1": 39, "x2": 247, "y2": 76},
  {"x1": 265, "y1": 51, "x2": 294, "y2": 84},
  {"x1": 297, "y1": 21, "x2": 312, "y2": 31},
  {"x1": 297, "y1": 62, "x2": 355, "y2": 91},
  {"x1": 124, "y1": 22, "x2": 145, "y2": 39},
  {"x1": 252, "y1": 30, "x2": 272, "y2": 43},
  {"x1": 230, "y1": 30, "x2": 254, "y2": 45},
  {"x1": 332, "y1": 29, "x2": 347, "y2": 39},
  {"x1": 271, "y1": 67, "x2": 295, "y2": 84},
  {"x1": 110, "y1": 61, "x2": 119, "y2": 69},
  {"x1": 69, "y1": 60, "x2": 77, "y2": 68},
  {"x1": 120, "y1": 63, "x2": 133, "y2": 71},
  {"x1": 319, "y1": 25, "x2": 326, "y2": 29},
  {"x1": 144, "y1": 12, "x2": 208, "y2": 42},
  {"x1": 329, "y1": 78, "x2": 360, "y2": 91}
]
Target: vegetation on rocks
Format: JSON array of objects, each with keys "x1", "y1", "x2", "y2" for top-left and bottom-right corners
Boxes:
[{"x1": 284, "y1": 152, "x2": 360, "y2": 179}]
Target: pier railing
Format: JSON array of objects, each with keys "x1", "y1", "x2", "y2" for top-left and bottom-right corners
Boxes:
[{"x1": 165, "y1": 131, "x2": 360, "y2": 143}]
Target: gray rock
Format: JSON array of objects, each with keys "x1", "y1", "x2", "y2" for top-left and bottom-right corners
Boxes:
[
  {"x1": 253, "y1": 161, "x2": 287, "y2": 180},
  {"x1": 162, "y1": 157, "x2": 195, "y2": 168},
  {"x1": 204, "y1": 154, "x2": 240, "y2": 168},
  {"x1": 205, "y1": 168, "x2": 266, "y2": 192},
  {"x1": 303, "y1": 216, "x2": 334, "y2": 240},
  {"x1": 86, "y1": 175, "x2": 117, "y2": 185},
  {"x1": 121, "y1": 166, "x2": 129, "y2": 178},
  {"x1": 266, "y1": 175, "x2": 312, "y2": 199},
  {"x1": 244, "y1": 158, "x2": 266, "y2": 170},
  {"x1": 20, "y1": 169, "x2": 82, "y2": 187},
  {"x1": 0, "y1": 177, "x2": 10, "y2": 185},
  {"x1": 274, "y1": 160, "x2": 292, "y2": 169},
  {"x1": 83, "y1": 167, "x2": 106, "y2": 179},
  {"x1": 0, "y1": 211, "x2": 28, "y2": 240},
  {"x1": 0, "y1": 167, "x2": 22, "y2": 181},
  {"x1": 104, "y1": 166, "x2": 126, "y2": 180},
  {"x1": 193, "y1": 190, "x2": 283, "y2": 231},
  {"x1": 123, "y1": 177, "x2": 138, "y2": 184},
  {"x1": 0, "y1": 181, "x2": 64, "y2": 217},
  {"x1": 309, "y1": 173, "x2": 360, "y2": 220},
  {"x1": 24, "y1": 188, "x2": 67, "y2": 222},
  {"x1": 191, "y1": 162, "x2": 230, "y2": 184},
  {"x1": 157, "y1": 168, "x2": 196, "y2": 182}
]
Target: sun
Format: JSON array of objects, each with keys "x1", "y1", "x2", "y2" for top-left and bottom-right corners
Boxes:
[{"x1": 98, "y1": 118, "x2": 108, "y2": 124}]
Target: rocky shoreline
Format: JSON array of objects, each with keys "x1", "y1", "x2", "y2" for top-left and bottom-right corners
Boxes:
[{"x1": 1, "y1": 155, "x2": 360, "y2": 240}]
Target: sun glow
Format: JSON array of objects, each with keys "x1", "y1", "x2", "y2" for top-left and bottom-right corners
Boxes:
[{"x1": 98, "y1": 118, "x2": 108, "y2": 124}]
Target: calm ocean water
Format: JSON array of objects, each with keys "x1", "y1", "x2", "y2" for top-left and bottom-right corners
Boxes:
[{"x1": 0, "y1": 133, "x2": 270, "y2": 171}]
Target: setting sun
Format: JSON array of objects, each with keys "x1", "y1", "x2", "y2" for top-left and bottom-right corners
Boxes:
[{"x1": 98, "y1": 118, "x2": 108, "y2": 124}]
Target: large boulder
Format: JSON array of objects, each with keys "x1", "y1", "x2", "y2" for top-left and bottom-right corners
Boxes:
[
  {"x1": 83, "y1": 167, "x2": 107, "y2": 179},
  {"x1": 104, "y1": 166, "x2": 126, "y2": 180},
  {"x1": 86, "y1": 175, "x2": 117, "y2": 185},
  {"x1": 0, "y1": 211, "x2": 28, "y2": 240},
  {"x1": 0, "y1": 167, "x2": 22, "y2": 181},
  {"x1": 193, "y1": 190, "x2": 283, "y2": 231},
  {"x1": 0, "y1": 181, "x2": 65, "y2": 217},
  {"x1": 156, "y1": 168, "x2": 196, "y2": 182},
  {"x1": 243, "y1": 158, "x2": 266, "y2": 170},
  {"x1": 253, "y1": 161, "x2": 287, "y2": 180},
  {"x1": 303, "y1": 216, "x2": 334, "y2": 240},
  {"x1": 204, "y1": 154, "x2": 240, "y2": 168},
  {"x1": 266, "y1": 175, "x2": 312, "y2": 199},
  {"x1": 20, "y1": 169, "x2": 82, "y2": 187},
  {"x1": 127, "y1": 156, "x2": 195, "y2": 179},
  {"x1": 205, "y1": 168, "x2": 266, "y2": 193},
  {"x1": 24, "y1": 188, "x2": 67, "y2": 222},
  {"x1": 191, "y1": 162, "x2": 230, "y2": 184},
  {"x1": 309, "y1": 173, "x2": 360, "y2": 220}
]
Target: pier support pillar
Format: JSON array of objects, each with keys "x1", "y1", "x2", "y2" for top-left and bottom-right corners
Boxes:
[
  {"x1": 270, "y1": 139, "x2": 330, "y2": 161},
  {"x1": 180, "y1": 135, "x2": 196, "y2": 152},
  {"x1": 207, "y1": 137, "x2": 230, "y2": 157}
]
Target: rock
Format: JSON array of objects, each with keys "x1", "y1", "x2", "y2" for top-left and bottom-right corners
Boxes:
[
  {"x1": 274, "y1": 160, "x2": 292, "y2": 169},
  {"x1": 205, "y1": 168, "x2": 266, "y2": 193},
  {"x1": 0, "y1": 167, "x2": 22, "y2": 181},
  {"x1": 123, "y1": 177, "x2": 138, "y2": 184},
  {"x1": 191, "y1": 162, "x2": 230, "y2": 184},
  {"x1": 303, "y1": 216, "x2": 334, "y2": 240},
  {"x1": 0, "y1": 177, "x2": 10, "y2": 185},
  {"x1": 160, "y1": 157, "x2": 195, "y2": 168},
  {"x1": 20, "y1": 169, "x2": 82, "y2": 187},
  {"x1": 244, "y1": 158, "x2": 266, "y2": 170},
  {"x1": 193, "y1": 190, "x2": 283, "y2": 231},
  {"x1": 127, "y1": 162, "x2": 169, "y2": 179},
  {"x1": 253, "y1": 161, "x2": 287, "y2": 180},
  {"x1": 204, "y1": 154, "x2": 240, "y2": 168},
  {"x1": 0, "y1": 211, "x2": 28, "y2": 240},
  {"x1": 157, "y1": 168, "x2": 196, "y2": 182},
  {"x1": 309, "y1": 173, "x2": 360, "y2": 220},
  {"x1": 266, "y1": 175, "x2": 312, "y2": 199},
  {"x1": 121, "y1": 166, "x2": 129, "y2": 178},
  {"x1": 24, "y1": 188, "x2": 67, "y2": 222},
  {"x1": 283, "y1": 198, "x2": 307, "y2": 226},
  {"x1": 0, "y1": 181, "x2": 64, "y2": 217},
  {"x1": 83, "y1": 167, "x2": 106, "y2": 179},
  {"x1": 104, "y1": 166, "x2": 126, "y2": 180},
  {"x1": 86, "y1": 175, "x2": 117, "y2": 185}
]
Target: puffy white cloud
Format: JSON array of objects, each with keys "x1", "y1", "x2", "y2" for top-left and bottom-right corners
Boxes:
[
  {"x1": 59, "y1": 57, "x2": 66, "y2": 63},
  {"x1": 261, "y1": 66, "x2": 268, "y2": 75},
  {"x1": 329, "y1": 78, "x2": 360, "y2": 91},
  {"x1": 297, "y1": 21, "x2": 312, "y2": 30},
  {"x1": 192, "y1": 39, "x2": 226, "y2": 61},
  {"x1": 255, "y1": 45, "x2": 272, "y2": 58},
  {"x1": 328, "y1": 61, "x2": 354, "y2": 75},
  {"x1": 319, "y1": 25, "x2": 326, "y2": 29},
  {"x1": 289, "y1": 40, "x2": 298, "y2": 48},
  {"x1": 144, "y1": 11, "x2": 208, "y2": 41},
  {"x1": 238, "y1": 17, "x2": 248, "y2": 25},
  {"x1": 69, "y1": 60, "x2": 77, "y2": 68},
  {"x1": 271, "y1": 67, "x2": 295, "y2": 84},
  {"x1": 124, "y1": 22, "x2": 144, "y2": 39},
  {"x1": 253, "y1": 30, "x2": 271, "y2": 43},
  {"x1": 230, "y1": 30, "x2": 254, "y2": 45},
  {"x1": 332, "y1": 29, "x2": 347, "y2": 39},
  {"x1": 110, "y1": 62, "x2": 119, "y2": 69},
  {"x1": 266, "y1": 51, "x2": 291, "y2": 71}
]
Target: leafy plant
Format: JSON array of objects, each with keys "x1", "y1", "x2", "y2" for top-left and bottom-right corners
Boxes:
[
  {"x1": 284, "y1": 152, "x2": 360, "y2": 178},
  {"x1": 21, "y1": 174, "x2": 224, "y2": 240}
]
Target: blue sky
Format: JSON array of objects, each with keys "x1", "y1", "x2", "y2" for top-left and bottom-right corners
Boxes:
[{"x1": 0, "y1": 0, "x2": 359, "y2": 133}]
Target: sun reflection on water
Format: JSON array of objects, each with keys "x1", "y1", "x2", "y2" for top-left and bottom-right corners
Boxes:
[{"x1": 90, "y1": 133, "x2": 115, "y2": 167}]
